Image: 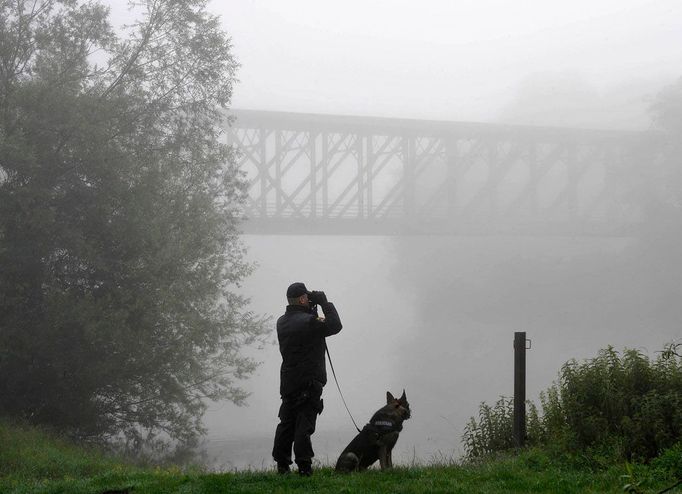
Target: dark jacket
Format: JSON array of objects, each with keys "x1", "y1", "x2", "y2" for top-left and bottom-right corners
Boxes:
[{"x1": 276, "y1": 302, "x2": 342, "y2": 397}]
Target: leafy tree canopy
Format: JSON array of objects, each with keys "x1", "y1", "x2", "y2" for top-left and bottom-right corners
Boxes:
[{"x1": 0, "y1": 0, "x2": 267, "y2": 451}]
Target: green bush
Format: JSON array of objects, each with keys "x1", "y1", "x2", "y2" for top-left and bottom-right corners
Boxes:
[
  {"x1": 462, "y1": 397, "x2": 543, "y2": 461},
  {"x1": 463, "y1": 397, "x2": 513, "y2": 459},
  {"x1": 462, "y1": 346, "x2": 682, "y2": 463},
  {"x1": 651, "y1": 443, "x2": 682, "y2": 477}
]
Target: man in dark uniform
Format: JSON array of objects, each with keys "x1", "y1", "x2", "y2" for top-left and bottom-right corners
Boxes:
[{"x1": 272, "y1": 282, "x2": 342, "y2": 476}]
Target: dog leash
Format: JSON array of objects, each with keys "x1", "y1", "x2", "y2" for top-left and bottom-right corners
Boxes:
[{"x1": 325, "y1": 343, "x2": 362, "y2": 432}]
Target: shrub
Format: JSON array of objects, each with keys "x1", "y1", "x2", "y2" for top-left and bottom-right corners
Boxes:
[
  {"x1": 651, "y1": 443, "x2": 682, "y2": 477},
  {"x1": 462, "y1": 345, "x2": 682, "y2": 463},
  {"x1": 462, "y1": 397, "x2": 543, "y2": 461}
]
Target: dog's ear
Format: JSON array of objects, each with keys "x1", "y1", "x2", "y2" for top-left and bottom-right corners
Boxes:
[
  {"x1": 399, "y1": 389, "x2": 407, "y2": 403},
  {"x1": 386, "y1": 391, "x2": 396, "y2": 404}
]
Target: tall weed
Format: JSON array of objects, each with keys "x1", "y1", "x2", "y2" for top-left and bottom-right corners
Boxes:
[{"x1": 462, "y1": 346, "x2": 682, "y2": 464}]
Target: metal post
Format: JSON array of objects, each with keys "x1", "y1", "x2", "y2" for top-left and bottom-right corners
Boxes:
[
  {"x1": 357, "y1": 133, "x2": 364, "y2": 218},
  {"x1": 259, "y1": 128, "x2": 268, "y2": 217},
  {"x1": 445, "y1": 137, "x2": 458, "y2": 222},
  {"x1": 310, "y1": 131, "x2": 317, "y2": 218},
  {"x1": 402, "y1": 135, "x2": 415, "y2": 224},
  {"x1": 513, "y1": 331, "x2": 527, "y2": 448}
]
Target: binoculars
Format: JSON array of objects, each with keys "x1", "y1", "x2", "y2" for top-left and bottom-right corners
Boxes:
[{"x1": 308, "y1": 290, "x2": 327, "y2": 305}]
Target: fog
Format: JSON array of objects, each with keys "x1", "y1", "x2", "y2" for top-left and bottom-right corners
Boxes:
[
  {"x1": 202, "y1": 230, "x2": 681, "y2": 469},
  {"x1": 102, "y1": 0, "x2": 682, "y2": 469},
  {"x1": 213, "y1": 0, "x2": 681, "y2": 126}
]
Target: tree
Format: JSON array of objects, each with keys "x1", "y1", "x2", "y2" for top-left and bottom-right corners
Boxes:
[
  {"x1": 0, "y1": 0, "x2": 267, "y2": 450},
  {"x1": 643, "y1": 77, "x2": 682, "y2": 220}
]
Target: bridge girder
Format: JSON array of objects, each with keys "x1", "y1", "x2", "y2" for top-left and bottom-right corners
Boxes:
[{"x1": 227, "y1": 110, "x2": 651, "y2": 236}]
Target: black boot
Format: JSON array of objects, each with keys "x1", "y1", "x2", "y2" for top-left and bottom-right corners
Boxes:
[{"x1": 277, "y1": 463, "x2": 291, "y2": 475}]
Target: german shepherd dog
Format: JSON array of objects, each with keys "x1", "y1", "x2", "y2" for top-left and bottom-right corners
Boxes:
[{"x1": 335, "y1": 390, "x2": 411, "y2": 472}]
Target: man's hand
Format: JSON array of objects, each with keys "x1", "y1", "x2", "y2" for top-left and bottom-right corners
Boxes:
[{"x1": 309, "y1": 291, "x2": 328, "y2": 305}]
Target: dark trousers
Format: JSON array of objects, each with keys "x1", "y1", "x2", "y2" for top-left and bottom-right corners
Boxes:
[{"x1": 272, "y1": 382, "x2": 324, "y2": 468}]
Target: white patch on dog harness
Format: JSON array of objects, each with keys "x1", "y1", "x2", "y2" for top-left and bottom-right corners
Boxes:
[{"x1": 372, "y1": 420, "x2": 394, "y2": 428}]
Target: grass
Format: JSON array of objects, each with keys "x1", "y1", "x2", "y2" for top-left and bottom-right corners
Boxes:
[{"x1": 0, "y1": 420, "x2": 679, "y2": 494}]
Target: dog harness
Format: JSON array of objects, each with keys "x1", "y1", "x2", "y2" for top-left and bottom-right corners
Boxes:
[{"x1": 366, "y1": 419, "x2": 402, "y2": 435}]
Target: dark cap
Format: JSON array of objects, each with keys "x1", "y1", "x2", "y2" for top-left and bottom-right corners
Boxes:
[{"x1": 286, "y1": 282, "x2": 309, "y2": 298}]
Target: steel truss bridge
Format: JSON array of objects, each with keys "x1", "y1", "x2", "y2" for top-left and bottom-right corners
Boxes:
[{"x1": 227, "y1": 109, "x2": 649, "y2": 236}]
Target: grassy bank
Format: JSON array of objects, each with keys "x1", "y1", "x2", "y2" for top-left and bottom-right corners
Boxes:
[{"x1": 0, "y1": 420, "x2": 678, "y2": 494}]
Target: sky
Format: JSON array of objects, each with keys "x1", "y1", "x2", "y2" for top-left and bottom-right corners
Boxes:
[
  {"x1": 208, "y1": 0, "x2": 682, "y2": 126},
  {"x1": 105, "y1": 0, "x2": 682, "y2": 128}
]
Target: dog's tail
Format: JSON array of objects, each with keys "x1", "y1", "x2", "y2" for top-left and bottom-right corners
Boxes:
[{"x1": 335, "y1": 452, "x2": 360, "y2": 473}]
